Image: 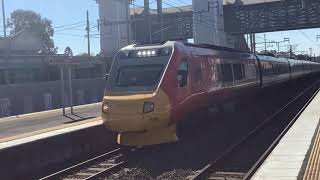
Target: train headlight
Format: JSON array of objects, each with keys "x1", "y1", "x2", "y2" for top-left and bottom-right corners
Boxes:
[
  {"x1": 125, "y1": 48, "x2": 172, "y2": 58},
  {"x1": 102, "y1": 103, "x2": 109, "y2": 114},
  {"x1": 143, "y1": 102, "x2": 154, "y2": 113}
]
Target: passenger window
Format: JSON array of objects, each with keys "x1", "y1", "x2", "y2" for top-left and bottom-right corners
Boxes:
[
  {"x1": 219, "y1": 64, "x2": 233, "y2": 82},
  {"x1": 177, "y1": 60, "x2": 188, "y2": 87},
  {"x1": 233, "y1": 64, "x2": 245, "y2": 80},
  {"x1": 263, "y1": 63, "x2": 274, "y2": 76}
]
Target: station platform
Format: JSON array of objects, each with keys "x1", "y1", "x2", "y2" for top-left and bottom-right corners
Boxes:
[
  {"x1": 0, "y1": 103, "x2": 101, "y2": 143},
  {"x1": 252, "y1": 88, "x2": 320, "y2": 180},
  {"x1": 0, "y1": 103, "x2": 115, "y2": 180}
]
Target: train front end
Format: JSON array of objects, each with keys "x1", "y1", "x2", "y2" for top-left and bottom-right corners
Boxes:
[{"x1": 102, "y1": 43, "x2": 176, "y2": 146}]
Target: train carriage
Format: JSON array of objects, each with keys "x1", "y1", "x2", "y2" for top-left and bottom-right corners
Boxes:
[{"x1": 102, "y1": 41, "x2": 320, "y2": 146}]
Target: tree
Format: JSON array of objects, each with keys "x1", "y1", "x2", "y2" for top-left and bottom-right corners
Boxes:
[
  {"x1": 77, "y1": 52, "x2": 89, "y2": 57},
  {"x1": 64, "y1": 47, "x2": 73, "y2": 56},
  {"x1": 296, "y1": 54, "x2": 310, "y2": 60},
  {"x1": 7, "y1": 9, "x2": 57, "y2": 54},
  {"x1": 76, "y1": 52, "x2": 95, "y2": 56}
]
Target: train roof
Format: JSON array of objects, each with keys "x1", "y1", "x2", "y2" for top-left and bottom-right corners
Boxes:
[
  {"x1": 120, "y1": 41, "x2": 250, "y2": 54},
  {"x1": 183, "y1": 43, "x2": 249, "y2": 53},
  {"x1": 256, "y1": 55, "x2": 289, "y2": 63},
  {"x1": 120, "y1": 41, "x2": 175, "y2": 51}
]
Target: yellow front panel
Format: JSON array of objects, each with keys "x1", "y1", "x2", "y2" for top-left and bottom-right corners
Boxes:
[{"x1": 102, "y1": 89, "x2": 171, "y2": 133}]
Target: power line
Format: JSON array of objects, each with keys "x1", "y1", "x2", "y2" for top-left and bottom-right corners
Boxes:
[
  {"x1": 54, "y1": 21, "x2": 86, "y2": 29},
  {"x1": 175, "y1": 0, "x2": 191, "y2": 6},
  {"x1": 299, "y1": 30, "x2": 320, "y2": 48},
  {"x1": 55, "y1": 24, "x2": 86, "y2": 32},
  {"x1": 162, "y1": 1, "x2": 185, "y2": 12},
  {"x1": 54, "y1": 33, "x2": 84, "y2": 37}
]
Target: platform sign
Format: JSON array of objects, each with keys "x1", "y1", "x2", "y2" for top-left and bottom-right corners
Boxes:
[{"x1": 48, "y1": 57, "x2": 95, "y2": 65}]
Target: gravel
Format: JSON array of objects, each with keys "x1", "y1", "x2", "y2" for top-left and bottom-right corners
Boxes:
[{"x1": 103, "y1": 168, "x2": 196, "y2": 180}]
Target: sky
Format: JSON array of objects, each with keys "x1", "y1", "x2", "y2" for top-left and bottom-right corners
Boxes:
[{"x1": 2, "y1": 0, "x2": 319, "y2": 56}]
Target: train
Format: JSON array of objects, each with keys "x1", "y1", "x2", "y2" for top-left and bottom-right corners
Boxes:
[{"x1": 101, "y1": 41, "x2": 320, "y2": 146}]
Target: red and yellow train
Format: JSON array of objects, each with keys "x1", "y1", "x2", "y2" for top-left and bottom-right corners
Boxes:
[{"x1": 101, "y1": 41, "x2": 320, "y2": 146}]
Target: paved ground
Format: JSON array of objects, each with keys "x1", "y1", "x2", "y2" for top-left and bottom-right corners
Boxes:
[{"x1": 0, "y1": 103, "x2": 102, "y2": 142}]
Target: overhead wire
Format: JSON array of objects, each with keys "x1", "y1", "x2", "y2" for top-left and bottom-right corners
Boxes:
[
  {"x1": 54, "y1": 21, "x2": 86, "y2": 29},
  {"x1": 175, "y1": 0, "x2": 191, "y2": 6},
  {"x1": 54, "y1": 33, "x2": 85, "y2": 37},
  {"x1": 299, "y1": 30, "x2": 320, "y2": 48},
  {"x1": 55, "y1": 24, "x2": 87, "y2": 33}
]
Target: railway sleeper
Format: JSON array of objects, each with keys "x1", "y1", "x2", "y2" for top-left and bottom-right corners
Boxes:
[{"x1": 207, "y1": 171, "x2": 246, "y2": 180}]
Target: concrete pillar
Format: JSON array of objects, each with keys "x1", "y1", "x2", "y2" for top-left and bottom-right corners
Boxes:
[
  {"x1": 144, "y1": 0, "x2": 152, "y2": 43},
  {"x1": 98, "y1": 0, "x2": 131, "y2": 57},
  {"x1": 0, "y1": 98, "x2": 11, "y2": 117},
  {"x1": 157, "y1": 0, "x2": 163, "y2": 41},
  {"x1": 192, "y1": 0, "x2": 248, "y2": 50},
  {"x1": 193, "y1": 0, "x2": 227, "y2": 46}
]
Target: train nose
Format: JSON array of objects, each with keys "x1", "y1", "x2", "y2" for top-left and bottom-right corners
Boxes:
[{"x1": 102, "y1": 96, "x2": 148, "y2": 132}]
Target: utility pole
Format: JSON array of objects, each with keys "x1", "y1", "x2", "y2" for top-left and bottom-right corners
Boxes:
[
  {"x1": 157, "y1": 0, "x2": 163, "y2": 42},
  {"x1": 309, "y1": 48, "x2": 312, "y2": 58},
  {"x1": 276, "y1": 42, "x2": 280, "y2": 53},
  {"x1": 126, "y1": 0, "x2": 131, "y2": 44},
  {"x1": 289, "y1": 45, "x2": 293, "y2": 58},
  {"x1": 249, "y1": 34, "x2": 253, "y2": 53},
  {"x1": 264, "y1": 34, "x2": 267, "y2": 52},
  {"x1": 144, "y1": 0, "x2": 151, "y2": 43},
  {"x1": 86, "y1": 10, "x2": 91, "y2": 56},
  {"x1": 1, "y1": 0, "x2": 6, "y2": 38},
  {"x1": 249, "y1": 33, "x2": 256, "y2": 54},
  {"x1": 253, "y1": 33, "x2": 256, "y2": 54}
]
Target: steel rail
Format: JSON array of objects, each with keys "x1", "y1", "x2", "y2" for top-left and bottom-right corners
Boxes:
[
  {"x1": 189, "y1": 80, "x2": 320, "y2": 180},
  {"x1": 83, "y1": 161, "x2": 125, "y2": 180},
  {"x1": 40, "y1": 148, "x2": 126, "y2": 180}
]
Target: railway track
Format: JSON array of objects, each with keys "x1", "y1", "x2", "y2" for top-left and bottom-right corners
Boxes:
[
  {"x1": 40, "y1": 147, "x2": 139, "y2": 180},
  {"x1": 189, "y1": 80, "x2": 320, "y2": 180}
]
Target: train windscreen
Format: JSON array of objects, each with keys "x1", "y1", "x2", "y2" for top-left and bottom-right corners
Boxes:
[
  {"x1": 105, "y1": 53, "x2": 171, "y2": 94},
  {"x1": 116, "y1": 65, "x2": 163, "y2": 87}
]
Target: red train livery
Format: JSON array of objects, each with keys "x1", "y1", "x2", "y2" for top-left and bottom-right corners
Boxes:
[{"x1": 101, "y1": 41, "x2": 320, "y2": 146}]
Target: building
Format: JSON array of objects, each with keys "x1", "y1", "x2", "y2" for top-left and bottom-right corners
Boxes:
[
  {"x1": 0, "y1": 55, "x2": 111, "y2": 117},
  {"x1": 0, "y1": 29, "x2": 42, "y2": 54}
]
